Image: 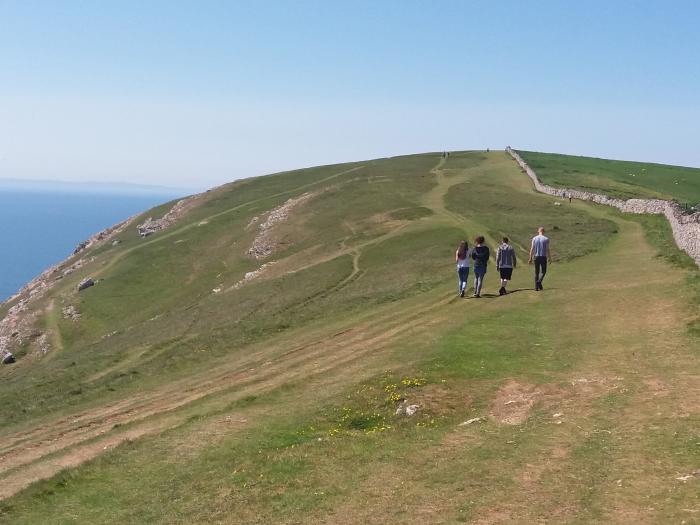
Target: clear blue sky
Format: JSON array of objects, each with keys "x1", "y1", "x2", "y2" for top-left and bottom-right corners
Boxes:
[{"x1": 1, "y1": 0, "x2": 698, "y2": 189}]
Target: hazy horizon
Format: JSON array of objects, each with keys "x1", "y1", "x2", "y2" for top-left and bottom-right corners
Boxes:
[
  {"x1": 1, "y1": 1, "x2": 699, "y2": 187},
  {"x1": 0, "y1": 177, "x2": 195, "y2": 195}
]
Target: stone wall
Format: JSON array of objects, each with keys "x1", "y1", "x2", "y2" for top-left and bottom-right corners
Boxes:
[{"x1": 506, "y1": 147, "x2": 700, "y2": 267}]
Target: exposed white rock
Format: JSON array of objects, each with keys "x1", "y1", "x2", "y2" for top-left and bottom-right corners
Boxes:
[
  {"x1": 137, "y1": 195, "x2": 201, "y2": 237},
  {"x1": 247, "y1": 193, "x2": 314, "y2": 259},
  {"x1": 507, "y1": 147, "x2": 700, "y2": 267}
]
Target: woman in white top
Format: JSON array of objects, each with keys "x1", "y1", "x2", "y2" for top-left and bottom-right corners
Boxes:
[{"x1": 455, "y1": 240, "x2": 470, "y2": 297}]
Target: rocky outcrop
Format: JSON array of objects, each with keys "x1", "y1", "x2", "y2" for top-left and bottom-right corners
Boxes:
[
  {"x1": 62, "y1": 305, "x2": 81, "y2": 321},
  {"x1": 72, "y1": 215, "x2": 136, "y2": 255},
  {"x1": 0, "y1": 193, "x2": 201, "y2": 361},
  {"x1": 247, "y1": 193, "x2": 314, "y2": 259},
  {"x1": 0, "y1": 213, "x2": 133, "y2": 358},
  {"x1": 137, "y1": 195, "x2": 200, "y2": 237},
  {"x1": 77, "y1": 278, "x2": 95, "y2": 292},
  {"x1": 506, "y1": 147, "x2": 700, "y2": 267},
  {"x1": 230, "y1": 262, "x2": 276, "y2": 290}
]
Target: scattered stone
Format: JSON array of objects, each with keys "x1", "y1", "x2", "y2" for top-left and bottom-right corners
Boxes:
[
  {"x1": 1, "y1": 351, "x2": 15, "y2": 364},
  {"x1": 137, "y1": 195, "x2": 201, "y2": 237},
  {"x1": 676, "y1": 470, "x2": 700, "y2": 482},
  {"x1": 0, "y1": 214, "x2": 135, "y2": 361},
  {"x1": 78, "y1": 278, "x2": 95, "y2": 292},
  {"x1": 395, "y1": 403, "x2": 420, "y2": 416},
  {"x1": 232, "y1": 262, "x2": 276, "y2": 290},
  {"x1": 212, "y1": 287, "x2": 222, "y2": 294},
  {"x1": 72, "y1": 216, "x2": 136, "y2": 255},
  {"x1": 459, "y1": 417, "x2": 485, "y2": 426},
  {"x1": 553, "y1": 413, "x2": 564, "y2": 418},
  {"x1": 247, "y1": 193, "x2": 315, "y2": 259},
  {"x1": 73, "y1": 241, "x2": 89, "y2": 254},
  {"x1": 112, "y1": 239, "x2": 121, "y2": 246},
  {"x1": 62, "y1": 305, "x2": 81, "y2": 321},
  {"x1": 37, "y1": 333, "x2": 50, "y2": 354}
]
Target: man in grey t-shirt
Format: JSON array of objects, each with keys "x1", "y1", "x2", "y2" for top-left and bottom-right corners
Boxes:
[{"x1": 528, "y1": 227, "x2": 551, "y2": 291}]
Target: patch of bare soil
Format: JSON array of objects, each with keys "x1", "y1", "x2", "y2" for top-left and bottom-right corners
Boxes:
[
  {"x1": 0, "y1": 293, "x2": 454, "y2": 501},
  {"x1": 409, "y1": 384, "x2": 468, "y2": 417},
  {"x1": 489, "y1": 380, "x2": 542, "y2": 425}
]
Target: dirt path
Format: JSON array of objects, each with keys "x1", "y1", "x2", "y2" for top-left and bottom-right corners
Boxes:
[
  {"x1": 0, "y1": 283, "x2": 456, "y2": 500},
  {"x1": 0, "y1": 155, "x2": 490, "y2": 499},
  {"x1": 3, "y1": 155, "x2": 697, "y2": 522},
  {"x1": 320, "y1": 199, "x2": 700, "y2": 524}
]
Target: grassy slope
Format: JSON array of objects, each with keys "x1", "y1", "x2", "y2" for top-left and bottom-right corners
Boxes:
[
  {"x1": 0, "y1": 151, "x2": 698, "y2": 523},
  {"x1": 517, "y1": 150, "x2": 700, "y2": 204}
]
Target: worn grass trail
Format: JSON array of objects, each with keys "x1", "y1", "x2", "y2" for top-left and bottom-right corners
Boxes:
[
  {"x1": 0, "y1": 152, "x2": 697, "y2": 523},
  {"x1": 0, "y1": 156, "x2": 463, "y2": 499}
]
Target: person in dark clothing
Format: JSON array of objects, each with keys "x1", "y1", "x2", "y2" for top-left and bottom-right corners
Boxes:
[
  {"x1": 496, "y1": 237, "x2": 517, "y2": 295},
  {"x1": 528, "y1": 227, "x2": 552, "y2": 291},
  {"x1": 471, "y1": 236, "x2": 490, "y2": 298}
]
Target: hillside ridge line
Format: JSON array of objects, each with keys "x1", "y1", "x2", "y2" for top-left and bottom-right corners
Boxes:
[{"x1": 506, "y1": 147, "x2": 700, "y2": 267}]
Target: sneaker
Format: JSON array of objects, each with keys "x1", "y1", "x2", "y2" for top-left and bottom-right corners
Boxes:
[
  {"x1": 539, "y1": 283, "x2": 544, "y2": 290},
  {"x1": 460, "y1": 290, "x2": 465, "y2": 298},
  {"x1": 499, "y1": 287, "x2": 505, "y2": 296},
  {"x1": 474, "y1": 294, "x2": 481, "y2": 298}
]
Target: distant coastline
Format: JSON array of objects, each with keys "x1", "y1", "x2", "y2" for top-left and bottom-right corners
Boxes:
[
  {"x1": 0, "y1": 187, "x2": 184, "y2": 301},
  {"x1": 0, "y1": 178, "x2": 197, "y2": 196}
]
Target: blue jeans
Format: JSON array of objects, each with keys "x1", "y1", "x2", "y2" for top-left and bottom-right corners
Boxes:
[
  {"x1": 457, "y1": 267, "x2": 469, "y2": 293},
  {"x1": 473, "y1": 265, "x2": 487, "y2": 295}
]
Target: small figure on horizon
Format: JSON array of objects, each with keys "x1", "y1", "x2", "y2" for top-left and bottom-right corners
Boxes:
[
  {"x1": 455, "y1": 240, "x2": 470, "y2": 298},
  {"x1": 528, "y1": 227, "x2": 551, "y2": 291},
  {"x1": 496, "y1": 237, "x2": 516, "y2": 296},
  {"x1": 471, "y1": 236, "x2": 490, "y2": 298}
]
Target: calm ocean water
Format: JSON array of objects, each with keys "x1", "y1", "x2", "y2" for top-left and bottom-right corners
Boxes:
[{"x1": 0, "y1": 190, "x2": 180, "y2": 302}]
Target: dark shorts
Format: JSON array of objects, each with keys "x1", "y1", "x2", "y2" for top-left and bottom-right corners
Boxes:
[{"x1": 499, "y1": 267, "x2": 513, "y2": 280}]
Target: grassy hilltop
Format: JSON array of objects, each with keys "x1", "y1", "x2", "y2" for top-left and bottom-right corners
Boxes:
[
  {"x1": 0, "y1": 151, "x2": 698, "y2": 524},
  {"x1": 518, "y1": 150, "x2": 700, "y2": 204}
]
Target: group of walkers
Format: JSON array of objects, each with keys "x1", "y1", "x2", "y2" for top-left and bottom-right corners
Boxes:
[{"x1": 455, "y1": 227, "x2": 552, "y2": 298}]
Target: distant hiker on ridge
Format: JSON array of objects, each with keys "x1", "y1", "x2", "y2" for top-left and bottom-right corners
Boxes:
[
  {"x1": 455, "y1": 240, "x2": 470, "y2": 298},
  {"x1": 496, "y1": 237, "x2": 516, "y2": 296},
  {"x1": 528, "y1": 227, "x2": 551, "y2": 291},
  {"x1": 471, "y1": 236, "x2": 490, "y2": 298}
]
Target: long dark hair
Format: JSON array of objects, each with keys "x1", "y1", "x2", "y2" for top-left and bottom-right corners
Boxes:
[{"x1": 457, "y1": 240, "x2": 468, "y2": 259}]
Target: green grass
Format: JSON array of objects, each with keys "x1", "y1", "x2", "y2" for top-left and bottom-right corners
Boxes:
[
  {"x1": 1, "y1": 150, "x2": 699, "y2": 523},
  {"x1": 444, "y1": 177, "x2": 618, "y2": 261},
  {"x1": 518, "y1": 150, "x2": 700, "y2": 204}
]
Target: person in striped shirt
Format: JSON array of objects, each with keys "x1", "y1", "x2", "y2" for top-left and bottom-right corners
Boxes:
[{"x1": 496, "y1": 237, "x2": 517, "y2": 296}]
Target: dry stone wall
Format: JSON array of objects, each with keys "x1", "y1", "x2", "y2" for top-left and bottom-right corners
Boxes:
[{"x1": 506, "y1": 147, "x2": 700, "y2": 267}]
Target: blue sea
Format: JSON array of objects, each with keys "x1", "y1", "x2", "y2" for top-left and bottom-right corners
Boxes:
[{"x1": 0, "y1": 190, "x2": 182, "y2": 302}]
